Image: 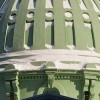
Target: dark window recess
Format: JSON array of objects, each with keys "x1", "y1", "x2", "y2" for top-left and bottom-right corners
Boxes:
[
  {"x1": 98, "y1": 93, "x2": 100, "y2": 100},
  {"x1": 84, "y1": 91, "x2": 90, "y2": 100},
  {"x1": 9, "y1": 80, "x2": 14, "y2": 100}
]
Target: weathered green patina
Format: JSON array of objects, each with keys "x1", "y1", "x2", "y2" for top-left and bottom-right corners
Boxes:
[{"x1": 0, "y1": 0, "x2": 100, "y2": 100}]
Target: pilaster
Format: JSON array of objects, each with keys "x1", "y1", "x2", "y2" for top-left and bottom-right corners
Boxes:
[{"x1": 3, "y1": 70, "x2": 20, "y2": 100}]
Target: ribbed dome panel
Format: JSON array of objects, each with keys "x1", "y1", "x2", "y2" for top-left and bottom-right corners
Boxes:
[{"x1": 0, "y1": 0, "x2": 100, "y2": 52}]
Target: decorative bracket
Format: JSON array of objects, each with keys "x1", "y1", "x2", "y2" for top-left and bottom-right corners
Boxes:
[{"x1": 48, "y1": 74, "x2": 55, "y2": 88}]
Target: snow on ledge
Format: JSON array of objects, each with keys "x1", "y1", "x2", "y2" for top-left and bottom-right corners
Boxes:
[{"x1": 0, "y1": 49, "x2": 100, "y2": 71}]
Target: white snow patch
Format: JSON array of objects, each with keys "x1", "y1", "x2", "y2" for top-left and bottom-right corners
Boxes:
[
  {"x1": 98, "y1": 16, "x2": 100, "y2": 20},
  {"x1": 67, "y1": 45, "x2": 75, "y2": 50},
  {"x1": 46, "y1": 12, "x2": 53, "y2": 17},
  {"x1": 63, "y1": 0, "x2": 71, "y2": 8},
  {"x1": 0, "y1": 68, "x2": 5, "y2": 72},
  {"x1": 91, "y1": 0, "x2": 100, "y2": 12},
  {"x1": 65, "y1": 21, "x2": 72, "y2": 27},
  {"x1": 28, "y1": 0, "x2": 36, "y2": 9},
  {"x1": 9, "y1": 14, "x2": 16, "y2": 20},
  {"x1": 45, "y1": 22, "x2": 52, "y2": 28},
  {"x1": 1, "y1": 49, "x2": 100, "y2": 59},
  {"x1": 1, "y1": 49, "x2": 100, "y2": 70},
  {"x1": 45, "y1": 0, "x2": 53, "y2": 8},
  {"x1": 87, "y1": 46, "x2": 95, "y2": 51},
  {"x1": 14, "y1": 62, "x2": 47, "y2": 71},
  {"x1": 84, "y1": 23, "x2": 91, "y2": 28},
  {"x1": 11, "y1": 0, "x2": 20, "y2": 11},
  {"x1": 54, "y1": 61, "x2": 84, "y2": 70},
  {"x1": 65, "y1": 12, "x2": 72, "y2": 17},
  {"x1": 14, "y1": 63, "x2": 38, "y2": 70},
  {"x1": 96, "y1": 65, "x2": 100, "y2": 70},
  {"x1": 79, "y1": 0, "x2": 87, "y2": 10},
  {"x1": 27, "y1": 12, "x2": 34, "y2": 18},
  {"x1": 24, "y1": 44, "x2": 30, "y2": 49},
  {"x1": 83, "y1": 13, "x2": 90, "y2": 19},
  {"x1": 25, "y1": 23, "x2": 32, "y2": 31},
  {"x1": 45, "y1": 44, "x2": 53, "y2": 49}
]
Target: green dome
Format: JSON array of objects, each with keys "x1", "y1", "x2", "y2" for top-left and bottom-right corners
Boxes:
[
  {"x1": 1, "y1": 1, "x2": 100, "y2": 100},
  {"x1": 1, "y1": 0, "x2": 100, "y2": 53}
]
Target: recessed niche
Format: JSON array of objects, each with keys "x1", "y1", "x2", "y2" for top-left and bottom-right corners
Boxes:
[
  {"x1": 46, "y1": 11, "x2": 53, "y2": 17},
  {"x1": 9, "y1": 13, "x2": 16, "y2": 20},
  {"x1": 27, "y1": 12, "x2": 34, "y2": 18},
  {"x1": 83, "y1": 13, "x2": 90, "y2": 19},
  {"x1": 0, "y1": 16, "x2": 2, "y2": 20},
  {"x1": 65, "y1": 12, "x2": 72, "y2": 17},
  {"x1": 98, "y1": 16, "x2": 100, "y2": 20}
]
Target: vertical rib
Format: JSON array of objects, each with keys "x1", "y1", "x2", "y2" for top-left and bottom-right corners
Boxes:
[
  {"x1": 54, "y1": 0, "x2": 66, "y2": 48},
  {"x1": 0, "y1": 0, "x2": 15, "y2": 53},
  {"x1": 32, "y1": 0, "x2": 45, "y2": 49},
  {"x1": 69, "y1": 0, "x2": 89, "y2": 50},
  {"x1": 84, "y1": 0, "x2": 100, "y2": 52},
  {"x1": 13, "y1": 0, "x2": 29, "y2": 50}
]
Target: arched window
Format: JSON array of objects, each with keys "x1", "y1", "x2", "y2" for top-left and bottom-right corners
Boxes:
[{"x1": 43, "y1": 87, "x2": 60, "y2": 95}]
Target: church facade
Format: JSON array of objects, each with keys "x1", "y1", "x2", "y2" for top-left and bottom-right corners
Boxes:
[{"x1": 0, "y1": 0, "x2": 100, "y2": 100}]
